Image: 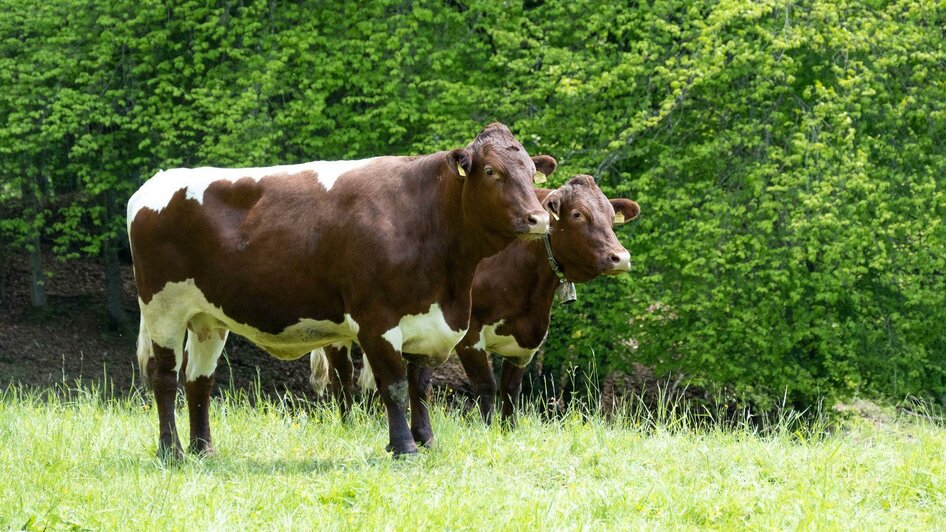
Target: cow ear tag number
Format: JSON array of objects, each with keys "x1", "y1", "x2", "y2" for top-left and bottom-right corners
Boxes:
[
  {"x1": 556, "y1": 281, "x2": 577, "y2": 304},
  {"x1": 533, "y1": 171, "x2": 547, "y2": 184},
  {"x1": 614, "y1": 212, "x2": 625, "y2": 225},
  {"x1": 457, "y1": 164, "x2": 467, "y2": 177}
]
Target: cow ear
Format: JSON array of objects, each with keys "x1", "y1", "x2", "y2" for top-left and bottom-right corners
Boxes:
[
  {"x1": 532, "y1": 155, "x2": 557, "y2": 177},
  {"x1": 611, "y1": 199, "x2": 640, "y2": 225},
  {"x1": 448, "y1": 148, "x2": 473, "y2": 179},
  {"x1": 544, "y1": 191, "x2": 562, "y2": 221}
]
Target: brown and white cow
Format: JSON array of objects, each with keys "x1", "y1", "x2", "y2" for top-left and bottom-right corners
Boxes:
[
  {"x1": 127, "y1": 123, "x2": 556, "y2": 458},
  {"x1": 312, "y1": 175, "x2": 640, "y2": 425}
]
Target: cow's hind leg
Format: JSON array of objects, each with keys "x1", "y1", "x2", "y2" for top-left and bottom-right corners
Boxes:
[
  {"x1": 325, "y1": 342, "x2": 355, "y2": 421},
  {"x1": 151, "y1": 333, "x2": 185, "y2": 460},
  {"x1": 499, "y1": 360, "x2": 527, "y2": 428},
  {"x1": 184, "y1": 324, "x2": 228, "y2": 456},
  {"x1": 405, "y1": 358, "x2": 435, "y2": 447},
  {"x1": 456, "y1": 342, "x2": 498, "y2": 425}
]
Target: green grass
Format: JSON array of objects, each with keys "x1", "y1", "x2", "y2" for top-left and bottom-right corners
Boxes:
[{"x1": 1, "y1": 386, "x2": 945, "y2": 530}]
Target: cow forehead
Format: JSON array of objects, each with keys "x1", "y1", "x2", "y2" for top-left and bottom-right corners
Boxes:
[
  {"x1": 477, "y1": 142, "x2": 534, "y2": 173},
  {"x1": 565, "y1": 183, "x2": 613, "y2": 215}
]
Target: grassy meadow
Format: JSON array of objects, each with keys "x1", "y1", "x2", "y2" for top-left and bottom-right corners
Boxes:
[{"x1": 2, "y1": 385, "x2": 945, "y2": 530}]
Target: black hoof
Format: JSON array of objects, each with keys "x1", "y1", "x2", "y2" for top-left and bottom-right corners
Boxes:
[{"x1": 386, "y1": 442, "x2": 419, "y2": 458}]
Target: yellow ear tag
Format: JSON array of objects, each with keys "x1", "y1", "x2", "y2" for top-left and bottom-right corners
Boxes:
[
  {"x1": 614, "y1": 212, "x2": 625, "y2": 225},
  {"x1": 457, "y1": 164, "x2": 467, "y2": 177},
  {"x1": 550, "y1": 211, "x2": 559, "y2": 221},
  {"x1": 533, "y1": 171, "x2": 547, "y2": 184}
]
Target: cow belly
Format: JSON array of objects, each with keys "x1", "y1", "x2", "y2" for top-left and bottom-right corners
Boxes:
[
  {"x1": 140, "y1": 279, "x2": 358, "y2": 360},
  {"x1": 382, "y1": 303, "x2": 467, "y2": 360},
  {"x1": 476, "y1": 320, "x2": 540, "y2": 365}
]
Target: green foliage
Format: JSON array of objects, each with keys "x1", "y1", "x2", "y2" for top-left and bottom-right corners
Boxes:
[
  {"x1": 539, "y1": 0, "x2": 946, "y2": 409},
  {"x1": 1, "y1": 0, "x2": 944, "y2": 407}
]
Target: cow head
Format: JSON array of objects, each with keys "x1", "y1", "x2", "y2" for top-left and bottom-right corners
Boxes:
[
  {"x1": 542, "y1": 175, "x2": 640, "y2": 282},
  {"x1": 448, "y1": 123, "x2": 556, "y2": 247}
]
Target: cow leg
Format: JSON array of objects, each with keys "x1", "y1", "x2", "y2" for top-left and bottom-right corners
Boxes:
[
  {"x1": 151, "y1": 341, "x2": 184, "y2": 460},
  {"x1": 406, "y1": 358, "x2": 435, "y2": 447},
  {"x1": 183, "y1": 327, "x2": 228, "y2": 456},
  {"x1": 326, "y1": 343, "x2": 355, "y2": 421},
  {"x1": 499, "y1": 360, "x2": 526, "y2": 428},
  {"x1": 456, "y1": 343, "x2": 497, "y2": 425},
  {"x1": 359, "y1": 334, "x2": 416, "y2": 457}
]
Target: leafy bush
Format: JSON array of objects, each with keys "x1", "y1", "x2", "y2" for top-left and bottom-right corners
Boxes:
[{"x1": 2, "y1": 0, "x2": 944, "y2": 408}]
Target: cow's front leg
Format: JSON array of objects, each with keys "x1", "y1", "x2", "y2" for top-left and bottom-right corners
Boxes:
[
  {"x1": 456, "y1": 341, "x2": 497, "y2": 425},
  {"x1": 325, "y1": 343, "x2": 355, "y2": 421},
  {"x1": 359, "y1": 334, "x2": 416, "y2": 457},
  {"x1": 152, "y1": 343, "x2": 184, "y2": 460},
  {"x1": 499, "y1": 360, "x2": 527, "y2": 428},
  {"x1": 406, "y1": 358, "x2": 435, "y2": 447}
]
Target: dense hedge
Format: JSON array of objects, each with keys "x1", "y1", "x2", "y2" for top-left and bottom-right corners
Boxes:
[{"x1": 2, "y1": 0, "x2": 944, "y2": 408}]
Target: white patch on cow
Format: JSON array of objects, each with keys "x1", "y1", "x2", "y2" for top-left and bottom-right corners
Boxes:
[
  {"x1": 381, "y1": 303, "x2": 467, "y2": 357},
  {"x1": 139, "y1": 279, "x2": 360, "y2": 363},
  {"x1": 180, "y1": 312, "x2": 229, "y2": 381},
  {"x1": 475, "y1": 320, "x2": 540, "y2": 361},
  {"x1": 126, "y1": 158, "x2": 379, "y2": 228}
]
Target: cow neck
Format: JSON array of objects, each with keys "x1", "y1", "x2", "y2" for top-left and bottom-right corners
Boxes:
[
  {"x1": 397, "y1": 154, "x2": 485, "y2": 303},
  {"x1": 525, "y1": 236, "x2": 565, "y2": 308},
  {"x1": 434, "y1": 158, "x2": 511, "y2": 282}
]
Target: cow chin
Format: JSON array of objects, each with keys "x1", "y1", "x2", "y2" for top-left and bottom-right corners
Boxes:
[
  {"x1": 515, "y1": 230, "x2": 546, "y2": 242},
  {"x1": 512, "y1": 220, "x2": 549, "y2": 241},
  {"x1": 602, "y1": 263, "x2": 632, "y2": 276}
]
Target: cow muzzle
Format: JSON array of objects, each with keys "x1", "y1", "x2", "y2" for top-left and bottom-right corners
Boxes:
[
  {"x1": 603, "y1": 249, "x2": 631, "y2": 274},
  {"x1": 517, "y1": 211, "x2": 550, "y2": 240}
]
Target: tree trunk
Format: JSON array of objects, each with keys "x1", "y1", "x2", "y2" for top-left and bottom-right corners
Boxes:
[
  {"x1": 104, "y1": 236, "x2": 129, "y2": 332},
  {"x1": 29, "y1": 232, "x2": 48, "y2": 309},
  {"x1": 103, "y1": 190, "x2": 130, "y2": 332},
  {"x1": 0, "y1": 246, "x2": 7, "y2": 308}
]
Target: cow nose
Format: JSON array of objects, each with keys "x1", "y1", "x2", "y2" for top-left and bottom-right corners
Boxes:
[
  {"x1": 607, "y1": 249, "x2": 631, "y2": 272},
  {"x1": 526, "y1": 211, "x2": 550, "y2": 235}
]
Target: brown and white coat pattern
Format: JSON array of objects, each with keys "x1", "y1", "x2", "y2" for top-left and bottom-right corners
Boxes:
[
  {"x1": 128, "y1": 123, "x2": 556, "y2": 457},
  {"x1": 313, "y1": 175, "x2": 640, "y2": 425}
]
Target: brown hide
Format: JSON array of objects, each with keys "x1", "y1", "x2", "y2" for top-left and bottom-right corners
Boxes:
[
  {"x1": 129, "y1": 122, "x2": 557, "y2": 457},
  {"x1": 319, "y1": 175, "x2": 641, "y2": 426}
]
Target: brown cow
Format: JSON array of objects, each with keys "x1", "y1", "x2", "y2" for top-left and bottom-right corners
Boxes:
[
  {"x1": 127, "y1": 123, "x2": 556, "y2": 458},
  {"x1": 312, "y1": 175, "x2": 640, "y2": 425}
]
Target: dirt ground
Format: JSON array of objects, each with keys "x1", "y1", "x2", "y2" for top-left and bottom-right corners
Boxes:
[{"x1": 0, "y1": 252, "x2": 480, "y2": 402}]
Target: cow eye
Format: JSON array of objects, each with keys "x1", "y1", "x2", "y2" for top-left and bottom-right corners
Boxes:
[
  {"x1": 485, "y1": 166, "x2": 495, "y2": 176},
  {"x1": 572, "y1": 211, "x2": 582, "y2": 219}
]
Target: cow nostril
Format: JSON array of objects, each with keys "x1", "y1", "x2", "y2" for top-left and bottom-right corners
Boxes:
[
  {"x1": 523, "y1": 212, "x2": 549, "y2": 235},
  {"x1": 609, "y1": 254, "x2": 621, "y2": 263}
]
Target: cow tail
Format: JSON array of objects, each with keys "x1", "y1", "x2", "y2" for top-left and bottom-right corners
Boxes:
[
  {"x1": 136, "y1": 314, "x2": 154, "y2": 389},
  {"x1": 357, "y1": 352, "x2": 377, "y2": 391},
  {"x1": 309, "y1": 348, "x2": 330, "y2": 396}
]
